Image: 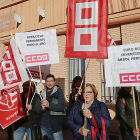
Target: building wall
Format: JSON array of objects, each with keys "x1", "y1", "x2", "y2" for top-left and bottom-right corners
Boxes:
[
  {"x1": 0, "y1": 0, "x2": 67, "y2": 38},
  {"x1": 86, "y1": 59, "x2": 102, "y2": 101},
  {"x1": 122, "y1": 22, "x2": 140, "y2": 44}
]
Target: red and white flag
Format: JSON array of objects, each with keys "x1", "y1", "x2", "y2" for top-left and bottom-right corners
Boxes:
[
  {"x1": 96, "y1": 32, "x2": 116, "y2": 64},
  {"x1": 65, "y1": 0, "x2": 108, "y2": 58},
  {"x1": 0, "y1": 86, "x2": 23, "y2": 129},
  {"x1": 107, "y1": 32, "x2": 116, "y2": 47},
  {"x1": 0, "y1": 39, "x2": 29, "y2": 90}
]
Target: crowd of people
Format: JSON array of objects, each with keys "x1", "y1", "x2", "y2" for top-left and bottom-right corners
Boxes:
[{"x1": 6, "y1": 74, "x2": 140, "y2": 140}]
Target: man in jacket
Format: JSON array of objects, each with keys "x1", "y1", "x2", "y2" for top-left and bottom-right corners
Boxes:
[{"x1": 34, "y1": 74, "x2": 65, "y2": 140}]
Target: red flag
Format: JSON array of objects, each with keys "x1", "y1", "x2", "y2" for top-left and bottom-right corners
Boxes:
[
  {"x1": 17, "y1": 88, "x2": 24, "y2": 116},
  {"x1": 107, "y1": 32, "x2": 116, "y2": 47},
  {"x1": 95, "y1": 32, "x2": 116, "y2": 64},
  {"x1": 65, "y1": 0, "x2": 108, "y2": 58},
  {"x1": 0, "y1": 86, "x2": 23, "y2": 129},
  {"x1": 0, "y1": 39, "x2": 29, "y2": 90},
  {"x1": 27, "y1": 65, "x2": 51, "y2": 82}
]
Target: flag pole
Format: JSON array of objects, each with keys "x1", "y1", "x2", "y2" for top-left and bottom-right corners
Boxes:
[
  {"x1": 39, "y1": 65, "x2": 44, "y2": 99},
  {"x1": 132, "y1": 86, "x2": 139, "y2": 140},
  {"x1": 84, "y1": 58, "x2": 87, "y2": 140},
  {"x1": 39, "y1": 65, "x2": 45, "y2": 110}
]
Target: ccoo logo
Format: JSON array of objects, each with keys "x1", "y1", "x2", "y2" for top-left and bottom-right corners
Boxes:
[
  {"x1": 120, "y1": 72, "x2": 140, "y2": 84},
  {"x1": 0, "y1": 87, "x2": 18, "y2": 111}
]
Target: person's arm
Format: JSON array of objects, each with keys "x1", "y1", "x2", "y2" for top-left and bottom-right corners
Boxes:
[
  {"x1": 33, "y1": 97, "x2": 43, "y2": 114},
  {"x1": 48, "y1": 88, "x2": 65, "y2": 111},
  {"x1": 88, "y1": 102, "x2": 111, "y2": 129},
  {"x1": 67, "y1": 103, "x2": 83, "y2": 138},
  {"x1": 116, "y1": 98, "x2": 135, "y2": 129}
]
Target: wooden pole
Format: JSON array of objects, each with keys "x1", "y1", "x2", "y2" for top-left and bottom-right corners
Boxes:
[{"x1": 132, "y1": 86, "x2": 139, "y2": 140}]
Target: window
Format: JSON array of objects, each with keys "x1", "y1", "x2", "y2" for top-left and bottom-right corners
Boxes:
[{"x1": 69, "y1": 58, "x2": 85, "y2": 93}]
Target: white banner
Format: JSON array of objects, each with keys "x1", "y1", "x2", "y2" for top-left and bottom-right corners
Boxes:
[
  {"x1": 113, "y1": 43, "x2": 140, "y2": 70},
  {"x1": 15, "y1": 29, "x2": 59, "y2": 67},
  {"x1": 105, "y1": 44, "x2": 140, "y2": 87},
  {"x1": 0, "y1": 39, "x2": 29, "y2": 90}
]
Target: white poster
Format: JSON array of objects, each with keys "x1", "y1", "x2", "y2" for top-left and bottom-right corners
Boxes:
[
  {"x1": 15, "y1": 29, "x2": 59, "y2": 67},
  {"x1": 113, "y1": 43, "x2": 140, "y2": 70},
  {"x1": 105, "y1": 44, "x2": 140, "y2": 87}
]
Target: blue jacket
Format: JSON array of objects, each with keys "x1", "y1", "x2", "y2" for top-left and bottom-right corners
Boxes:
[{"x1": 67, "y1": 99, "x2": 111, "y2": 140}]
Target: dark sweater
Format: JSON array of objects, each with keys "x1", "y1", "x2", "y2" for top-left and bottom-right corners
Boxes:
[{"x1": 14, "y1": 92, "x2": 39, "y2": 130}]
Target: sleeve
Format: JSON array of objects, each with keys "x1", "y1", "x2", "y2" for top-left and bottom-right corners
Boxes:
[
  {"x1": 67, "y1": 104, "x2": 82, "y2": 138},
  {"x1": 33, "y1": 97, "x2": 42, "y2": 114},
  {"x1": 116, "y1": 98, "x2": 135, "y2": 129},
  {"x1": 48, "y1": 88, "x2": 65, "y2": 111},
  {"x1": 88, "y1": 102, "x2": 111, "y2": 129}
]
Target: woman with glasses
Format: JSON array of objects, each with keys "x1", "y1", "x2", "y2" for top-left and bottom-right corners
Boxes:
[{"x1": 67, "y1": 83, "x2": 111, "y2": 140}]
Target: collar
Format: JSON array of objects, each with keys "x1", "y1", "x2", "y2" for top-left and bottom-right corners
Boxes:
[
  {"x1": 82, "y1": 100, "x2": 95, "y2": 110},
  {"x1": 39, "y1": 86, "x2": 59, "y2": 99}
]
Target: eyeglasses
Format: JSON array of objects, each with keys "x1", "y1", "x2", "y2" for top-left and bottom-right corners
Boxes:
[
  {"x1": 22, "y1": 84, "x2": 30, "y2": 87},
  {"x1": 83, "y1": 91, "x2": 93, "y2": 94}
]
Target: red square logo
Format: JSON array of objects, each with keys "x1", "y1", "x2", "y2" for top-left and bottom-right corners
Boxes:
[
  {"x1": 8, "y1": 73, "x2": 14, "y2": 79},
  {"x1": 81, "y1": 8, "x2": 92, "y2": 19},
  {"x1": 80, "y1": 34, "x2": 91, "y2": 45},
  {"x1": 5, "y1": 63, "x2": 10, "y2": 68}
]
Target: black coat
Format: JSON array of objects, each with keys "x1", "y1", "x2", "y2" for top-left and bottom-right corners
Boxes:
[
  {"x1": 116, "y1": 88, "x2": 140, "y2": 135},
  {"x1": 14, "y1": 92, "x2": 39, "y2": 130}
]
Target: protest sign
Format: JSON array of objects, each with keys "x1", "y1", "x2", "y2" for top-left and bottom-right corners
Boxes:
[
  {"x1": 0, "y1": 39, "x2": 29, "y2": 90},
  {"x1": 113, "y1": 43, "x2": 140, "y2": 70},
  {"x1": 15, "y1": 29, "x2": 59, "y2": 67},
  {"x1": 27, "y1": 65, "x2": 51, "y2": 82},
  {"x1": 65, "y1": 0, "x2": 108, "y2": 58},
  {"x1": 0, "y1": 86, "x2": 23, "y2": 129},
  {"x1": 105, "y1": 44, "x2": 140, "y2": 87}
]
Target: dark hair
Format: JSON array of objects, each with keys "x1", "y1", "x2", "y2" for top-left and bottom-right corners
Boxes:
[
  {"x1": 45, "y1": 74, "x2": 55, "y2": 81},
  {"x1": 71, "y1": 76, "x2": 82, "y2": 93}
]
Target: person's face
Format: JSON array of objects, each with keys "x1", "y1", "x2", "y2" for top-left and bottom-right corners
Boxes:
[
  {"x1": 46, "y1": 77, "x2": 55, "y2": 89},
  {"x1": 83, "y1": 86, "x2": 94, "y2": 104},
  {"x1": 22, "y1": 81, "x2": 30, "y2": 93},
  {"x1": 75, "y1": 81, "x2": 81, "y2": 91},
  {"x1": 124, "y1": 87, "x2": 132, "y2": 93}
]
